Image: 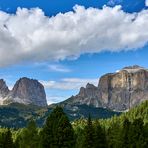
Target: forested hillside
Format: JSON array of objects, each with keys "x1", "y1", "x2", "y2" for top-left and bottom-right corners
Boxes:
[
  {"x1": 0, "y1": 103, "x2": 120, "y2": 128},
  {"x1": 73, "y1": 101, "x2": 148, "y2": 147},
  {"x1": 0, "y1": 101, "x2": 147, "y2": 148}
]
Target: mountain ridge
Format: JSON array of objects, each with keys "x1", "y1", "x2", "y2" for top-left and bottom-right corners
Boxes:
[
  {"x1": 58, "y1": 65, "x2": 148, "y2": 111},
  {"x1": 0, "y1": 65, "x2": 148, "y2": 111}
]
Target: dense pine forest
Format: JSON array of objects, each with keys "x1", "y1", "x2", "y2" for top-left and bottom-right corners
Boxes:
[{"x1": 0, "y1": 101, "x2": 148, "y2": 148}]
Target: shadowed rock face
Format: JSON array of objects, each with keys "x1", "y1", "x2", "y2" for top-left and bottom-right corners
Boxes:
[
  {"x1": 0, "y1": 77, "x2": 47, "y2": 107},
  {"x1": 0, "y1": 79, "x2": 9, "y2": 98},
  {"x1": 11, "y1": 77, "x2": 47, "y2": 107},
  {"x1": 65, "y1": 83, "x2": 101, "y2": 107},
  {"x1": 62, "y1": 65, "x2": 148, "y2": 111}
]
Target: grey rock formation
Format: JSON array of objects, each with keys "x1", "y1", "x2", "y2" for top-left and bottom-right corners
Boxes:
[
  {"x1": 98, "y1": 65, "x2": 148, "y2": 110},
  {"x1": 63, "y1": 83, "x2": 101, "y2": 108},
  {"x1": 62, "y1": 65, "x2": 148, "y2": 111},
  {"x1": 10, "y1": 77, "x2": 47, "y2": 107},
  {"x1": 0, "y1": 77, "x2": 47, "y2": 107},
  {"x1": 0, "y1": 79, "x2": 10, "y2": 104}
]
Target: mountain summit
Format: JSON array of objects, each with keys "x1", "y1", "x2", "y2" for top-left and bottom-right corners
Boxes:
[
  {"x1": 0, "y1": 77, "x2": 47, "y2": 107},
  {"x1": 60, "y1": 65, "x2": 148, "y2": 111}
]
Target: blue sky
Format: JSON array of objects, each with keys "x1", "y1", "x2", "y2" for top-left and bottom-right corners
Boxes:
[{"x1": 0, "y1": 0, "x2": 148, "y2": 104}]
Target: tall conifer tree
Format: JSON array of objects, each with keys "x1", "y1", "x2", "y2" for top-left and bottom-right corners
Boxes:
[
  {"x1": 82, "y1": 115, "x2": 95, "y2": 148},
  {"x1": 94, "y1": 121, "x2": 107, "y2": 148},
  {"x1": 41, "y1": 106, "x2": 75, "y2": 148}
]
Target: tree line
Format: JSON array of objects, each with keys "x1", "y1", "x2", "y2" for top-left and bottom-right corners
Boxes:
[{"x1": 0, "y1": 102, "x2": 148, "y2": 148}]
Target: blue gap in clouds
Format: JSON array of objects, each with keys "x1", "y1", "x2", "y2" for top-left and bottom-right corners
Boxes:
[
  {"x1": 0, "y1": 0, "x2": 147, "y2": 16},
  {"x1": 60, "y1": 45, "x2": 148, "y2": 79},
  {"x1": 112, "y1": 0, "x2": 147, "y2": 13},
  {"x1": 0, "y1": 0, "x2": 107, "y2": 16}
]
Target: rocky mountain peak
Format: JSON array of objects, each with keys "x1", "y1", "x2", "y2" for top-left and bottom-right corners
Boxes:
[
  {"x1": 11, "y1": 77, "x2": 47, "y2": 106},
  {"x1": 0, "y1": 77, "x2": 47, "y2": 106},
  {"x1": 120, "y1": 65, "x2": 147, "y2": 73},
  {"x1": 86, "y1": 83, "x2": 96, "y2": 89},
  {"x1": 123, "y1": 65, "x2": 144, "y2": 70},
  {"x1": 0, "y1": 79, "x2": 9, "y2": 98},
  {"x1": 116, "y1": 65, "x2": 148, "y2": 73},
  {"x1": 64, "y1": 83, "x2": 101, "y2": 108},
  {"x1": 78, "y1": 83, "x2": 98, "y2": 96}
]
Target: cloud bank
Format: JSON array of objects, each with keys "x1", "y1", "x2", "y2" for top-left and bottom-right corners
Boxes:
[
  {"x1": 41, "y1": 78, "x2": 98, "y2": 90},
  {"x1": 0, "y1": 5, "x2": 148, "y2": 66}
]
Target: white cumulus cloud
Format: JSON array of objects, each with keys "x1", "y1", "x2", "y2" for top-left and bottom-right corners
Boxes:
[
  {"x1": 0, "y1": 5, "x2": 148, "y2": 66},
  {"x1": 48, "y1": 64, "x2": 71, "y2": 72},
  {"x1": 40, "y1": 78, "x2": 98, "y2": 90},
  {"x1": 107, "y1": 0, "x2": 122, "y2": 6}
]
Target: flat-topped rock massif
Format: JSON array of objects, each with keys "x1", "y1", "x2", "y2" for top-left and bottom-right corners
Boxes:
[
  {"x1": 98, "y1": 65, "x2": 148, "y2": 110},
  {"x1": 0, "y1": 77, "x2": 47, "y2": 107},
  {"x1": 61, "y1": 65, "x2": 148, "y2": 111}
]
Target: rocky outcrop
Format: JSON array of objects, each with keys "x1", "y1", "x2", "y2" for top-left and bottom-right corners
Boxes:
[
  {"x1": 62, "y1": 65, "x2": 148, "y2": 111},
  {"x1": 0, "y1": 79, "x2": 10, "y2": 105},
  {"x1": 63, "y1": 83, "x2": 101, "y2": 108},
  {"x1": 10, "y1": 77, "x2": 47, "y2": 107},
  {"x1": 0, "y1": 79, "x2": 9, "y2": 97},
  {"x1": 0, "y1": 77, "x2": 47, "y2": 107}
]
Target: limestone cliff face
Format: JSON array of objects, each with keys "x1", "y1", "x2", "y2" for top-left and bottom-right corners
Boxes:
[
  {"x1": 98, "y1": 66, "x2": 148, "y2": 110},
  {"x1": 0, "y1": 77, "x2": 47, "y2": 107},
  {"x1": 63, "y1": 65, "x2": 148, "y2": 111}
]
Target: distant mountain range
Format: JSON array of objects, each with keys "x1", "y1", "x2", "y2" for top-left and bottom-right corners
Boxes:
[
  {"x1": 1, "y1": 65, "x2": 148, "y2": 111},
  {"x1": 59, "y1": 65, "x2": 148, "y2": 111},
  {"x1": 0, "y1": 65, "x2": 148, "y2": 127}
]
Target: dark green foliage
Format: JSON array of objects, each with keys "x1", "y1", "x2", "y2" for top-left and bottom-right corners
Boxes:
[
  {"x1": 74, "y1": 101, "x2": 148, "y2": 148},
  {"x1": 0, "y1": 101, "x2": 147, "y2": 148},
  {"x1": 41, "y1": 106, "x2": 75, "y2": 148},
  {"x1": 94, "y1": 121, "x2": 107, "y2": 148},
  {"x1": 143, "y1": 123, "x2": 148, "y2": 146},
  {"x1": 105, "y1": 108, "x2": 148, "y2": 148},
  {"x1": 82, "y1": 115, "x2": 95, "y2": 148},
  {"x1": 122, "y1": 100, "x2": 148, "y2": 123},
  {"x1": 75, "y1": 126, "x2": 84, "y2": 148},
  {"x1": 107, "y1": 121, "x2": 121, "y2": 148},
  {"x1": 120, "y1": 118, "x2": 131, "y2": 148},
  {"x1": 0, "y1": 103, "x2": 48, "y2": 128},
  {"x1": 0, "y1": 103, "x2": 120, "y2": 128},
  {"x1": 0, "y1": 128, "x2": 14, "y2": 148},
  {"x1": 14, "y1": 120, "x2": 39, "y2": 148},
  {"x1": 128, "y1": 118, "x2": 146, "y2": 148},
  {"x1": 81, "y1": 116, "x2": 108, "y2": 148},
  {"x1": 64, "y1": 105, "x2": 121, "y2": 120}
]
